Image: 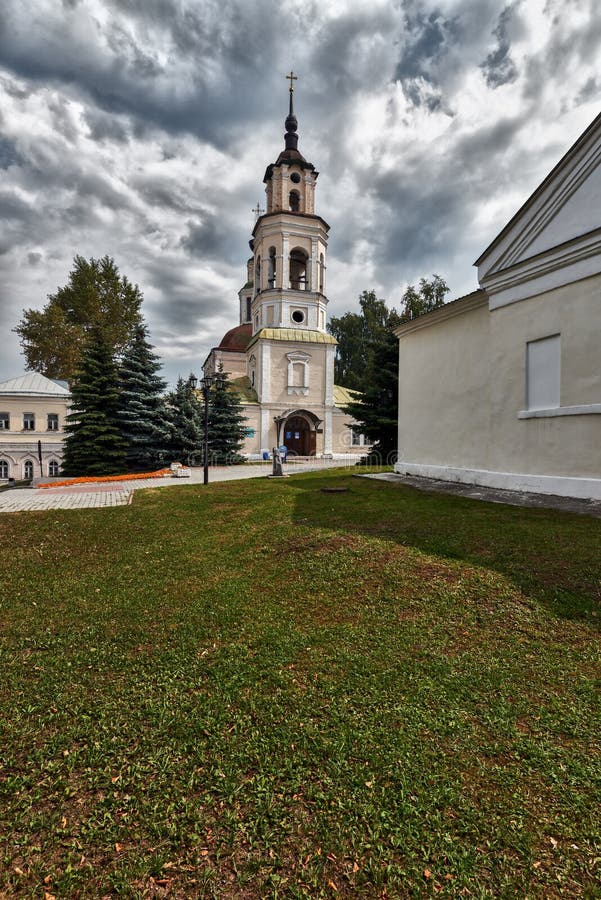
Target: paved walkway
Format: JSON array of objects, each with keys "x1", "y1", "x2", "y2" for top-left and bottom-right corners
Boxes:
[
  {"x1": 0, "y1": 458, "x2": 356, "y2": 513},
  {"x1": 366, "y1": 472, "x2": 601, "y2": 518}
]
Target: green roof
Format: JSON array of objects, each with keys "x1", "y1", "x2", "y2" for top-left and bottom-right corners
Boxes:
[{"x1": 247, "y1": 328, "x2": 337, "y2": 350}]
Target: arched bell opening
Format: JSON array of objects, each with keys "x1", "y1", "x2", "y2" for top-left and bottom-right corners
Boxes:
[
  {"x1": 289, "y1": 247, "x2": 309, "y2": 291},
  {"x1": 289, "y1": 189, "x2": 300, "y2": 212},
  {"x1": 255, "y1": 255, "x2": 261, "y2": 294},
  {"x1": 268, "y1": 246, "x2": 277, "y2": 288}
]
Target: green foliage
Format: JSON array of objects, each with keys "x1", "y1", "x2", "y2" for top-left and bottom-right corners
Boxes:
[
  {"x1": 118, "y1": 324, "x2": 170, "y2": 470},
  {"x1": 343, "y1": 327, "x2": 399, "y2": 462},
  {"x1": 207, "y1": 366, "x2": 248, "y2": 465},
  {"x1": 328, "y1": 289, "x2": 401, "y2": 392},
  {"x1": 14, "y1": 255, "x2": 143, "y2": 382},
  {"x1": 338, "y1": 277, "x2": 450, "y2": 460},
  {"x1": 399, "y1": 273, "x2": 450, "y2": 322},
  {"x1": 166, "y1": 375, "x2": 204, "y2": 464},
  {"x1": 62, "y1": 328, "x2": 127, "y2": 476}
]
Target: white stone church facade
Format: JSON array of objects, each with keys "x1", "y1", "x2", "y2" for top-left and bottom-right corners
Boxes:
[
  {"x1": 203, "y1": 85, "x2": 366, "y2": 459},
  {"x1": 394, "y1": 111, "x2": 601, "y2": 500}
]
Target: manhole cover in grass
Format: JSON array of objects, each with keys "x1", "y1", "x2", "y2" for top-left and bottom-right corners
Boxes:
[{"x1": 320, "y1": 487, "x2": 349, "y2": 493}]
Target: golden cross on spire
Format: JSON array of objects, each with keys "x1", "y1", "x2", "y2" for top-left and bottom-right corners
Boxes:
[{"x1": 285, "y1": 70, "x2": 298, "y2": 93}]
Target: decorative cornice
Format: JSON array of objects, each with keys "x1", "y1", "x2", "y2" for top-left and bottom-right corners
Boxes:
[
  {"x1": 247, "y1": 327, "x2": 337, "y2": 350},
  {"x1": 252, "y1": 212, "x2": 329, "y2": 237},
  {"x1": 481, "y1": 228, "x2": 601, "y2": 297}
]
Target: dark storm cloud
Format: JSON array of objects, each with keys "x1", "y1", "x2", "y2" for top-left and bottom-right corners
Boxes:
[
  {"x1": 0, "y1": 0, "x2": 290, "y2": 152},
  {"x1": 577, "y1": 76, "x2": 600, "y2": 104},
  {"x1": 142, "y1": 256, "x2": 230, "y2": 341},
  {"x1": 393, "y1": 1, "x2": 492, "y2": 107},
  {"x1": 180, "y1": 218, "x2": 232, "y2": 259},
  {"x1": 353, "y1": 110, "x2": 532, "y2": 291},
  {"x1": 0, "y1": 136, "x2": 22, "y2": 168},
  {"x1": 480, "y1": 5, "x2": 519, "y2": 88},
  {"x1": 84, "y1": 108, "x2": 130, "y2": 143},
  {"x1": 395, "y1": 9, "x2": 456, "y2": 82}
]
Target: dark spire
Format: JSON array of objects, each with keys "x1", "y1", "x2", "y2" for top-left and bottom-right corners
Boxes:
[{"x1": 284, "y1": 70, "x2": 298, "y2": 151}]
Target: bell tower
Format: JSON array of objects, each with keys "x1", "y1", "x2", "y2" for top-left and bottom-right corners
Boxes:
[{"x1": 249, "y1": 72, "x2": 329, "y2": 335}]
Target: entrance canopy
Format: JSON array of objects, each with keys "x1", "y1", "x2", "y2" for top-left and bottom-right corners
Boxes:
[{"x1": 274, "y1": 408, "x2": 323, "y2": 448}]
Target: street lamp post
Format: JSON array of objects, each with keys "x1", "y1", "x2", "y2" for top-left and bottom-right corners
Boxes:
[{"x1": 202, "y1": 374, "x2": 211, "y2": 485}]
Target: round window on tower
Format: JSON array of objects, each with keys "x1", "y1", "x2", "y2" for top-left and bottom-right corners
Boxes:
[
  {"x1": 292, "y1": 309, "x2": 305, "y2": 324},
  {"x1": 290, "y1": 172, "x2": 301, "y2": 184}
]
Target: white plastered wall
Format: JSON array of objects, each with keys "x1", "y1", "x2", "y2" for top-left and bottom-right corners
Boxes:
[{"x1": 395, "y1": 275, "x2": 601, "y2": 498}]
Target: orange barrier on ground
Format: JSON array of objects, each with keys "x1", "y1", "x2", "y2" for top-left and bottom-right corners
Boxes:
[{"x1": 38, "y1": 468, "x2": 172, "y2": 489}]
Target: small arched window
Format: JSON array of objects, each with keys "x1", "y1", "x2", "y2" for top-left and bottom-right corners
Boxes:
[
  {"x1": 24, "y1": 460, "x2": 34, "y2": 480},
  {"x1": 49, "y1": 459, "x2": 59, "y2": 477},
  {"x1": 0, "y1": 460, "x2": 8, "y2": 479},
  {"x1": 268, "y1": 246, "x2": 276, "y2": 287},
  {"x1": 289, "y1": 190, "x2": 300, "y2": 212}
]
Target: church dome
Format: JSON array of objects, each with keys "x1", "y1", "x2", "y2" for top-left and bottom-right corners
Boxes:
[{"x1": 218, "y1": 323, "x2": 252, "y2": 351}]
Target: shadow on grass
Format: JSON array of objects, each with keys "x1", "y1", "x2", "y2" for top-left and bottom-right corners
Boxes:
[{"x1": 289, "y1": 469, "x2": 601, "y2": 624}]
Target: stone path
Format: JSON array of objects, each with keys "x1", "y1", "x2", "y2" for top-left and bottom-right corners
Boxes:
[
  {"x1": 366, "y1": 472, "x2": 601, "y2": 518},
  {"x1": 0, "y1": 458, "x2": 355, "y2": 513}
]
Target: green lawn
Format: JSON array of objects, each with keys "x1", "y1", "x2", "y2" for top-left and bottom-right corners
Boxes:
[{"x1": 0, "y1": 470, "x2": 599, "y2": 898}]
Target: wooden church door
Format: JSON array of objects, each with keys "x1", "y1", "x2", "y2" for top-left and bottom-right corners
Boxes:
[{"x1": 283, "y1": 416, "x2": 312, "y2": 456}]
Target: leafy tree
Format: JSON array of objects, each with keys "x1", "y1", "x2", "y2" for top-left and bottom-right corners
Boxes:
[
  {"x1": 14, "y1": 255, "x2": 143, "y2": 382},
  {"x1": 343, "y1": 327, "x2": 399, "y2": 463},
  {"x1": 118, "y1": 324, "x2": 170, "y2": 470},
  {"x1": 62, "y1": 328, "x2": 127, "y2": 476},
  {"x1": 398, "y1": 274, "x2": 449, "y2": 322},
  {"x1": 166, "y1": 375, "x2": 204, "y2": 464},
  {"x1": 328, "y1": 290, "x2": 401, "y2": 391},
  {"x1": 207, "y1": 366, "x2": 248, "y2": 465}
]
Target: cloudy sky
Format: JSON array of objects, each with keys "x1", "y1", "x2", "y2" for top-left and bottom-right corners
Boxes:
[{"x1": 1, "y1": 0, "x2": 600, "y2": 386}]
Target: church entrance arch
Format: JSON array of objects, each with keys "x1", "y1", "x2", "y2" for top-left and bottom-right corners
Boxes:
[
  {"x1": 283, "y1": 415, "x2": 314, "y2": 456},
  {"x1": 279, "y1": 409, "x2": 321, "y2": 457}
]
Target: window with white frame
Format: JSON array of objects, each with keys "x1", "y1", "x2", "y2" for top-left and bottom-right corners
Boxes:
[
  {"x1": 48, "y1": 459, "x2": 59, "y2": 476},
  {"x1": 526, "y1": 334, "x2": 560, "y2": 410},
  {"x1": 0, "y1": 413, "x2": 9, "y2": 430},
  {"x1": 0, "y1": 460, "x2": 8, "y2": 478},
  {"x1": 351, "y1": 428, "x2": 367, "y2": 446},
  {"x1": 47, "y1": 413, "x2": 59, "y2": 431},
  {"x1": 23, "y1": 412, "x2": 35, "y2": 431},
  {"x1": 286, "y1": 351, "x2": 310, "y2": 395},
  {"x1": 24, "y1": 460, "x2": 34, "y2": 479}
]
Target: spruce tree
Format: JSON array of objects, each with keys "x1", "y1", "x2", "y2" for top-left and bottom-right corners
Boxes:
[
  {"x1": 342, "y1": 327, "x2": 399, "y2": 465},
  {"x1": 207, "y1": 367, "x2": 247, "y2": 465},
  {"x1": 62, "y1": 328, "x2": 127, "y2": 476},
  {"x1": 118, "y1": 324, "x2": 169, "y2": 470},
  {"x1": 166, "y1": 375, "x2": 204, "y2": 464}
]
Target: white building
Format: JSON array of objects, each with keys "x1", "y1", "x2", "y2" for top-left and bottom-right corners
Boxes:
[
  {"x1": 203, "y1": 80, "x2": 367, "y2": 459},
  {"x1": 0, "y1": 373, "x2": 70, "y2": 481},
  {"x1": 394, "y1": 112, "x2": 601, "y2": 500}
]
